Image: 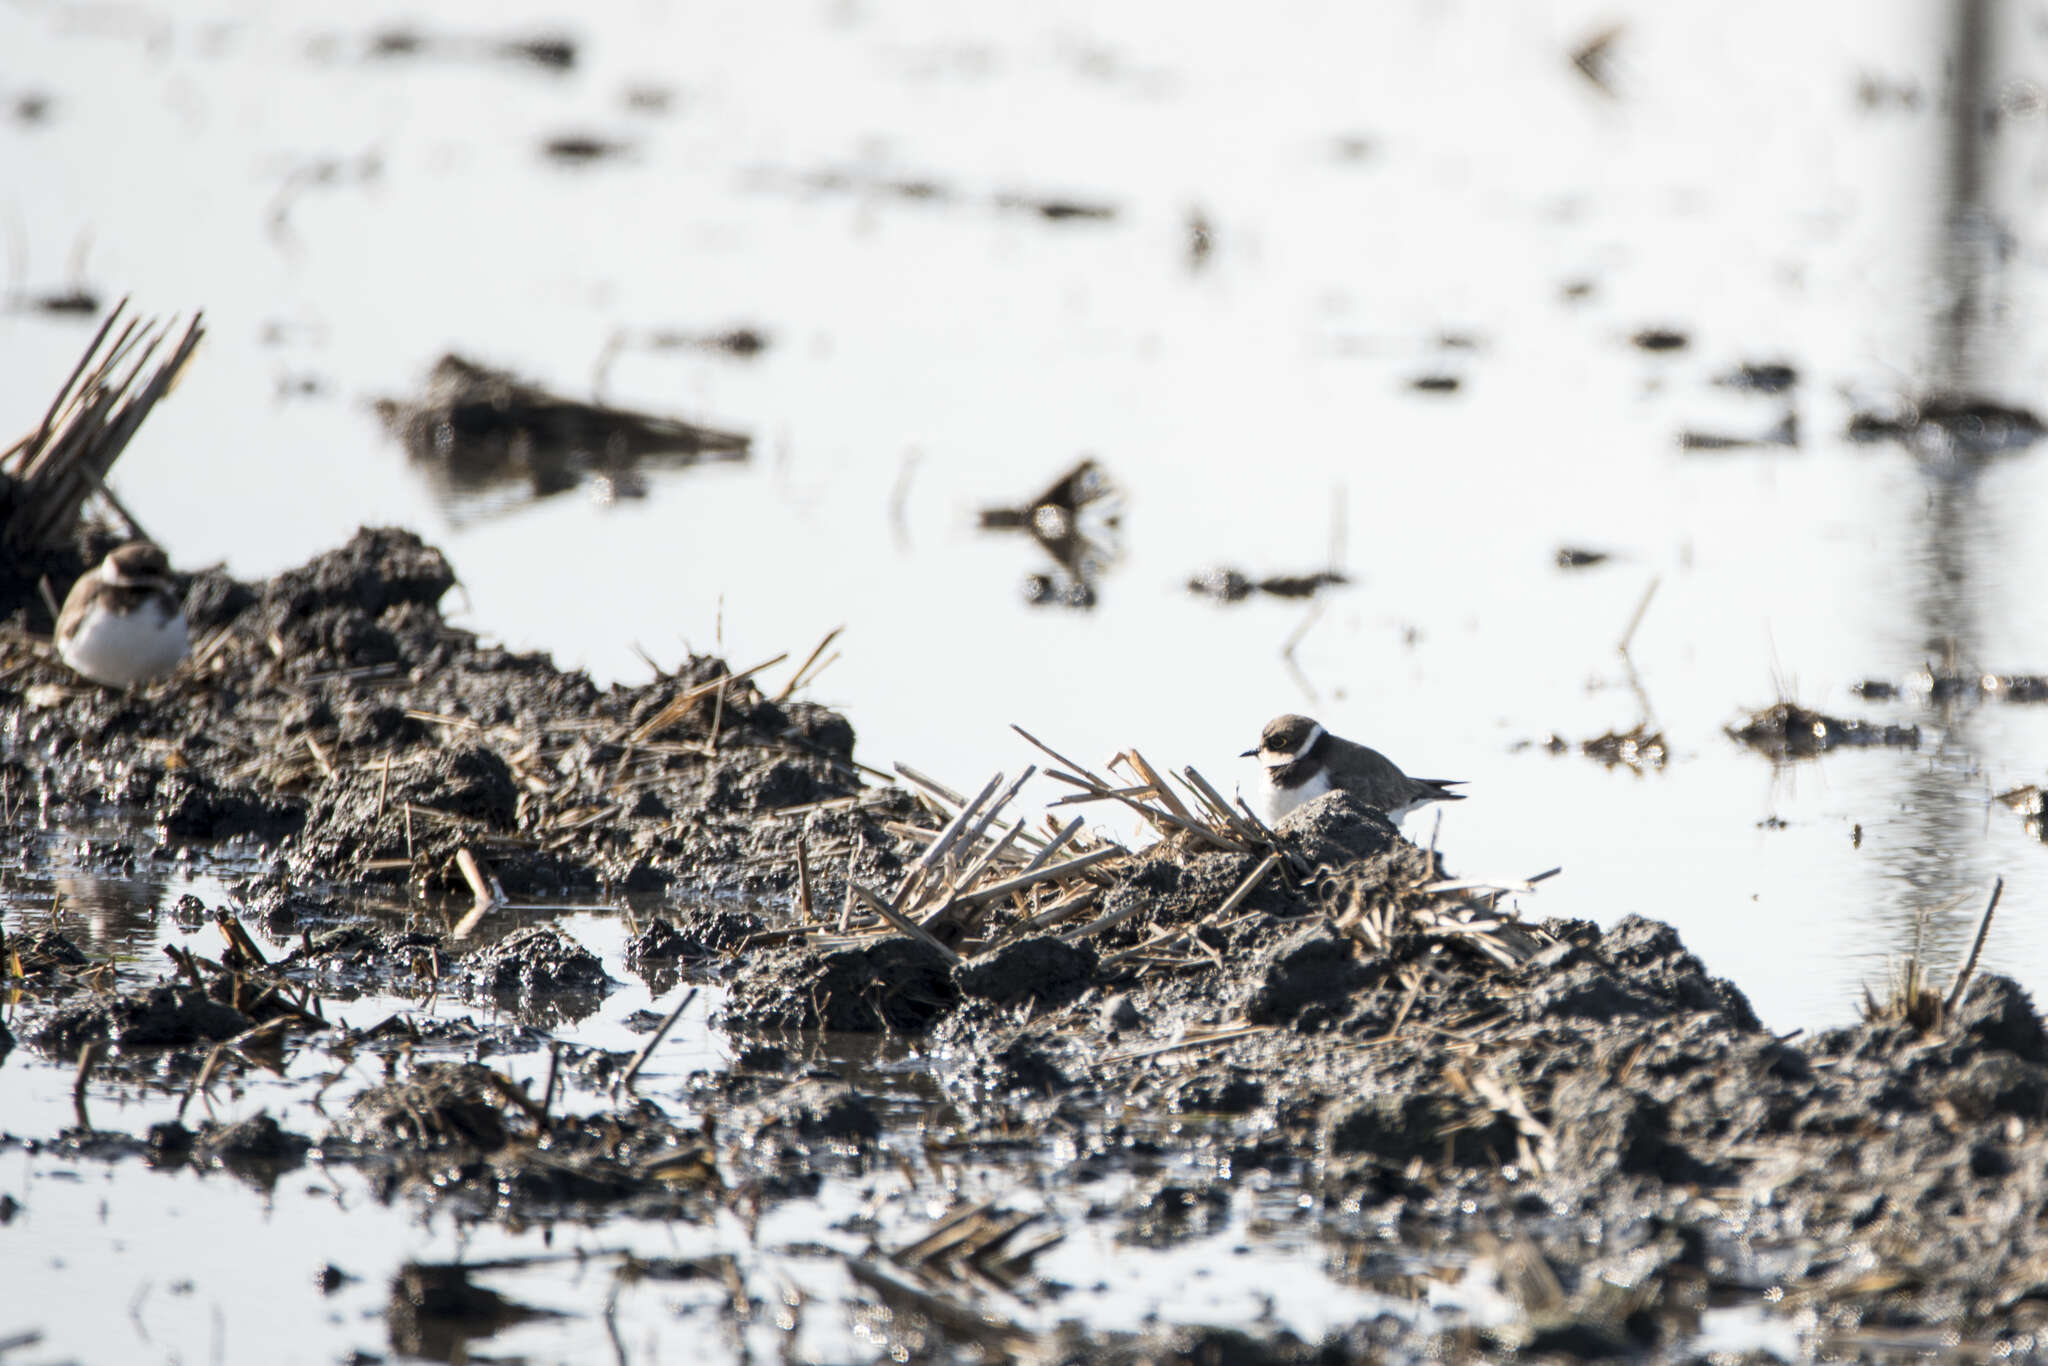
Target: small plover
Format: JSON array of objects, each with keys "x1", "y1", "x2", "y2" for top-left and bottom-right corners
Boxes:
[
  {"x1": 55, "y1": 541, "x2": 188, "y2": 687},
  {"x1": 1243, "y1": 713, "x2": 1463, "y2": 825}
]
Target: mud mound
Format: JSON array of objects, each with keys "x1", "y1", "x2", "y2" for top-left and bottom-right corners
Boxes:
[
  {"x1": 31, "y1": 982, "x2": 253, "y2": 1055},
  {"x1": 2, "y1": 527, "x2": 898, "y2": 900}
]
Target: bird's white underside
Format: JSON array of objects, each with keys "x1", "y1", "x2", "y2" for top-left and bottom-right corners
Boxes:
[
  {"x1": 60, "y1": 600, "x2": 187, "y2": 687},
  {"x1": 1259, "y1": 766, "x2": 1330, "y2": 823}
]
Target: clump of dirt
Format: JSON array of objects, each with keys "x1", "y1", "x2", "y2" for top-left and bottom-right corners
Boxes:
[
  {"x1": 31, "y1": 982, "x2": 253, "y2": 1055},
  {"x1": 1, "y1": 527, "x2": 905, "y2": 901},
  {"x1": 1728, "y1": 700, "x2": 1920, "y2": 757}
]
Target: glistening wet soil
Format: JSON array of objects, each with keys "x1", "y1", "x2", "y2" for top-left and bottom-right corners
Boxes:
[{"x1": 7, "y1": 527, "x2": 2048, "y2": 1361}]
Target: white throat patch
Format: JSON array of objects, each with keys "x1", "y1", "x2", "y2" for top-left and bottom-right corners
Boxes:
[{"x1": 1260, "y1": 765, "x2": 1330, "y2": 823}]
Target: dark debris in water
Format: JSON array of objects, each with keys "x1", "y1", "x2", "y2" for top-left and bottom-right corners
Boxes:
[
  {"x1": 1715, "y1": 360, "x2": 1799, "y2": 393},
  {"x1": 1553, "y1": 546, "x2": 1608, "y2": 569},
  {"x1": 1847, "y1": 394, "x2": 2045, "y2": 456},
  {"x1": 374, "y1": 355, "x2": 748, "y2": 523},
  {"x1": 1187, "y1": 567, "x2": 1348, "y2": 603},
  {"x1": 1727, "y1": 701, "x2": 1919, "y2": 759},
  {"x1": 1630, "y1": 327, "x2": 1688, "y2": 352},
  {"x1": 362, "y1": 28, "x2": 576, "y2": 71},
  {"x1": 541, "y1": 134, "x2": 630, "y2": 164},
  {"x1": 993, "y1": 193, "x2": 1118, "y2": 223},
  {"x1": 978, "y1": 458, "x2": 1123, "y2": 609},
  {"x1": 1579, "y1": 723, "x2": 1667, "y2": 770},
  {"x1": 1679, "y1": 412, "x2": 1798, "y2": 452},
  {"x1": 1847, "y1": 671, "x2": 2048, "y2": 706}
]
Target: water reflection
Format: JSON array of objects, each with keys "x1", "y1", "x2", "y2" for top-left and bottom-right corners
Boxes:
[
  {"x1": 375, "y1": 355, "x2": 750, "y2": 527},
  {"x1": 976, "y1": 458, "x2": 1124, "y2": 608},
  {"x1": 1874, "y1": 0, "x2": 2025, "y2": 968}
]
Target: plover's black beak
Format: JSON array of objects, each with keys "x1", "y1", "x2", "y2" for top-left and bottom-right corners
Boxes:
[{"x1": 1240, "y1": 747, "x2": 1258, "y2": 758}]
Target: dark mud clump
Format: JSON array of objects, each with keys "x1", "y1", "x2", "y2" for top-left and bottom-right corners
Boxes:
[
  {"x1": 461, "y1": 925, "x2": 612, "y2": 998},
  {"x1": 31, "y1": 982, "x2": 253, "y2": 1055},
  {"x1": 4, "y1": 527, "x2": 908, "y2": 900},
  {"x1": 1728, "y1": 700, "x2": 1920, "y2": 757}
]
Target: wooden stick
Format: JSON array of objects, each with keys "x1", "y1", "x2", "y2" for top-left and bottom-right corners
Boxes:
[
  {"x1": 775, "y1": 625, "x2": 844, "y2": 703},
  {"x1": 1116, "y1": 749, "x2": 1198, "y2": 828},
  {"x1": 1007, "y1": 886, "x2": 1098, "y2": 936},
  {"x1": 951, "y1": 766, "x2": 1035, "y2": 863},
  {"x1": 849, "y1": 882, "x2": 963, "y2": 964},
  {"x1": 619, "y1": 987, "x2": 700, "y2": 1093},
  {"x1": 893, "y1": 763, "x2": 968, "y2": 810},
  {"x1": 1179, "y1": 766, "x2": 1266, "y2": 845},
  {"x1": 1010, "y1": 724, "x2": 1114, "y2": 789},
  {"x1": 1017, "y1": 816, "x2": 1085, "y2": 877},
  {"x1": 1945, "y1": 876, "x2": 2005, "y2": 1013},
  {"x1": 953, "y1": 846, "x2": 1123, "y2": 907},
  {"x1": 893, "y1": 772, "x2": 1005, "y2": 913},
  {"x1": 451, "y1": 848, "x2": 502, "y2": 940},
  {"x1": 795, "y1": 837, "x2": 815, "y2": 921}
]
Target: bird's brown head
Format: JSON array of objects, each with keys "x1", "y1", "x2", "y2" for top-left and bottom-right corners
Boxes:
[
  {"x1": 1245, "y1": 713, "x2": 1324, "y2": 766},
  {"x1": 100, "y1": 541, "x2": 172, "y2": 586}
]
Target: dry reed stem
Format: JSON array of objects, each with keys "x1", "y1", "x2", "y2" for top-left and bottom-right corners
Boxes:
[
  {"x1": 775, "y1": 625, "x2": 844, "y2": 703},
  {"x1": 618, "y1": 987, "x2": 699, "y2": 1093},
  {"x1": 1016, "y1": 815, "x2": 1085, "y2": 876},
  {"x1": 1944, "y1": 876, "x2": 2005, "y2": 1013},
  {"x1": 451, "y1": 848, "x2": 500, "y2": 939},
  {"x1": 795, "y1": 837, "x2": 815, "y2": 922},
  {"x1": 627, "y1": 652, "x2": 787, "y2": 746},
  {"x1": 848, "y1": 882, "x2": 963, "y2": 964},
  {"x1": 955, "y1": 846, "x2": 1122, "y2": 908},
  {"x1": 1113, "y1": 749, "x2": 1199, "y2": 828},
  {"x1": 894, "y1": 762, "x2": 968, "y2": 810},
  {"x1": 1003, "y1": 886, "x2": 1099, "y2": 938},
  {"x1": 4, "y1": 302, "x2": 205, "y2": 551}
]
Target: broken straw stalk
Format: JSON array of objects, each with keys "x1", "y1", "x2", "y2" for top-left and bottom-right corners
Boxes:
[{"x1": 812, "y1": 727, "x2": 1557, "y2": 973}]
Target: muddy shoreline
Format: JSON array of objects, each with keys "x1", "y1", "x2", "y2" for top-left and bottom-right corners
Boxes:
[{"x1": 6, "y1": 527, "x2": 2048, "y2": 1362}]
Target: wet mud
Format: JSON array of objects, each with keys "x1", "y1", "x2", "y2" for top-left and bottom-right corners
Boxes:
[
  {"x1": 10, "y1": 527, "x2": 2048, "y2": 1359},
  {"x1": 0, "y1": 526, "x2": 887, "y2": 900}
]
